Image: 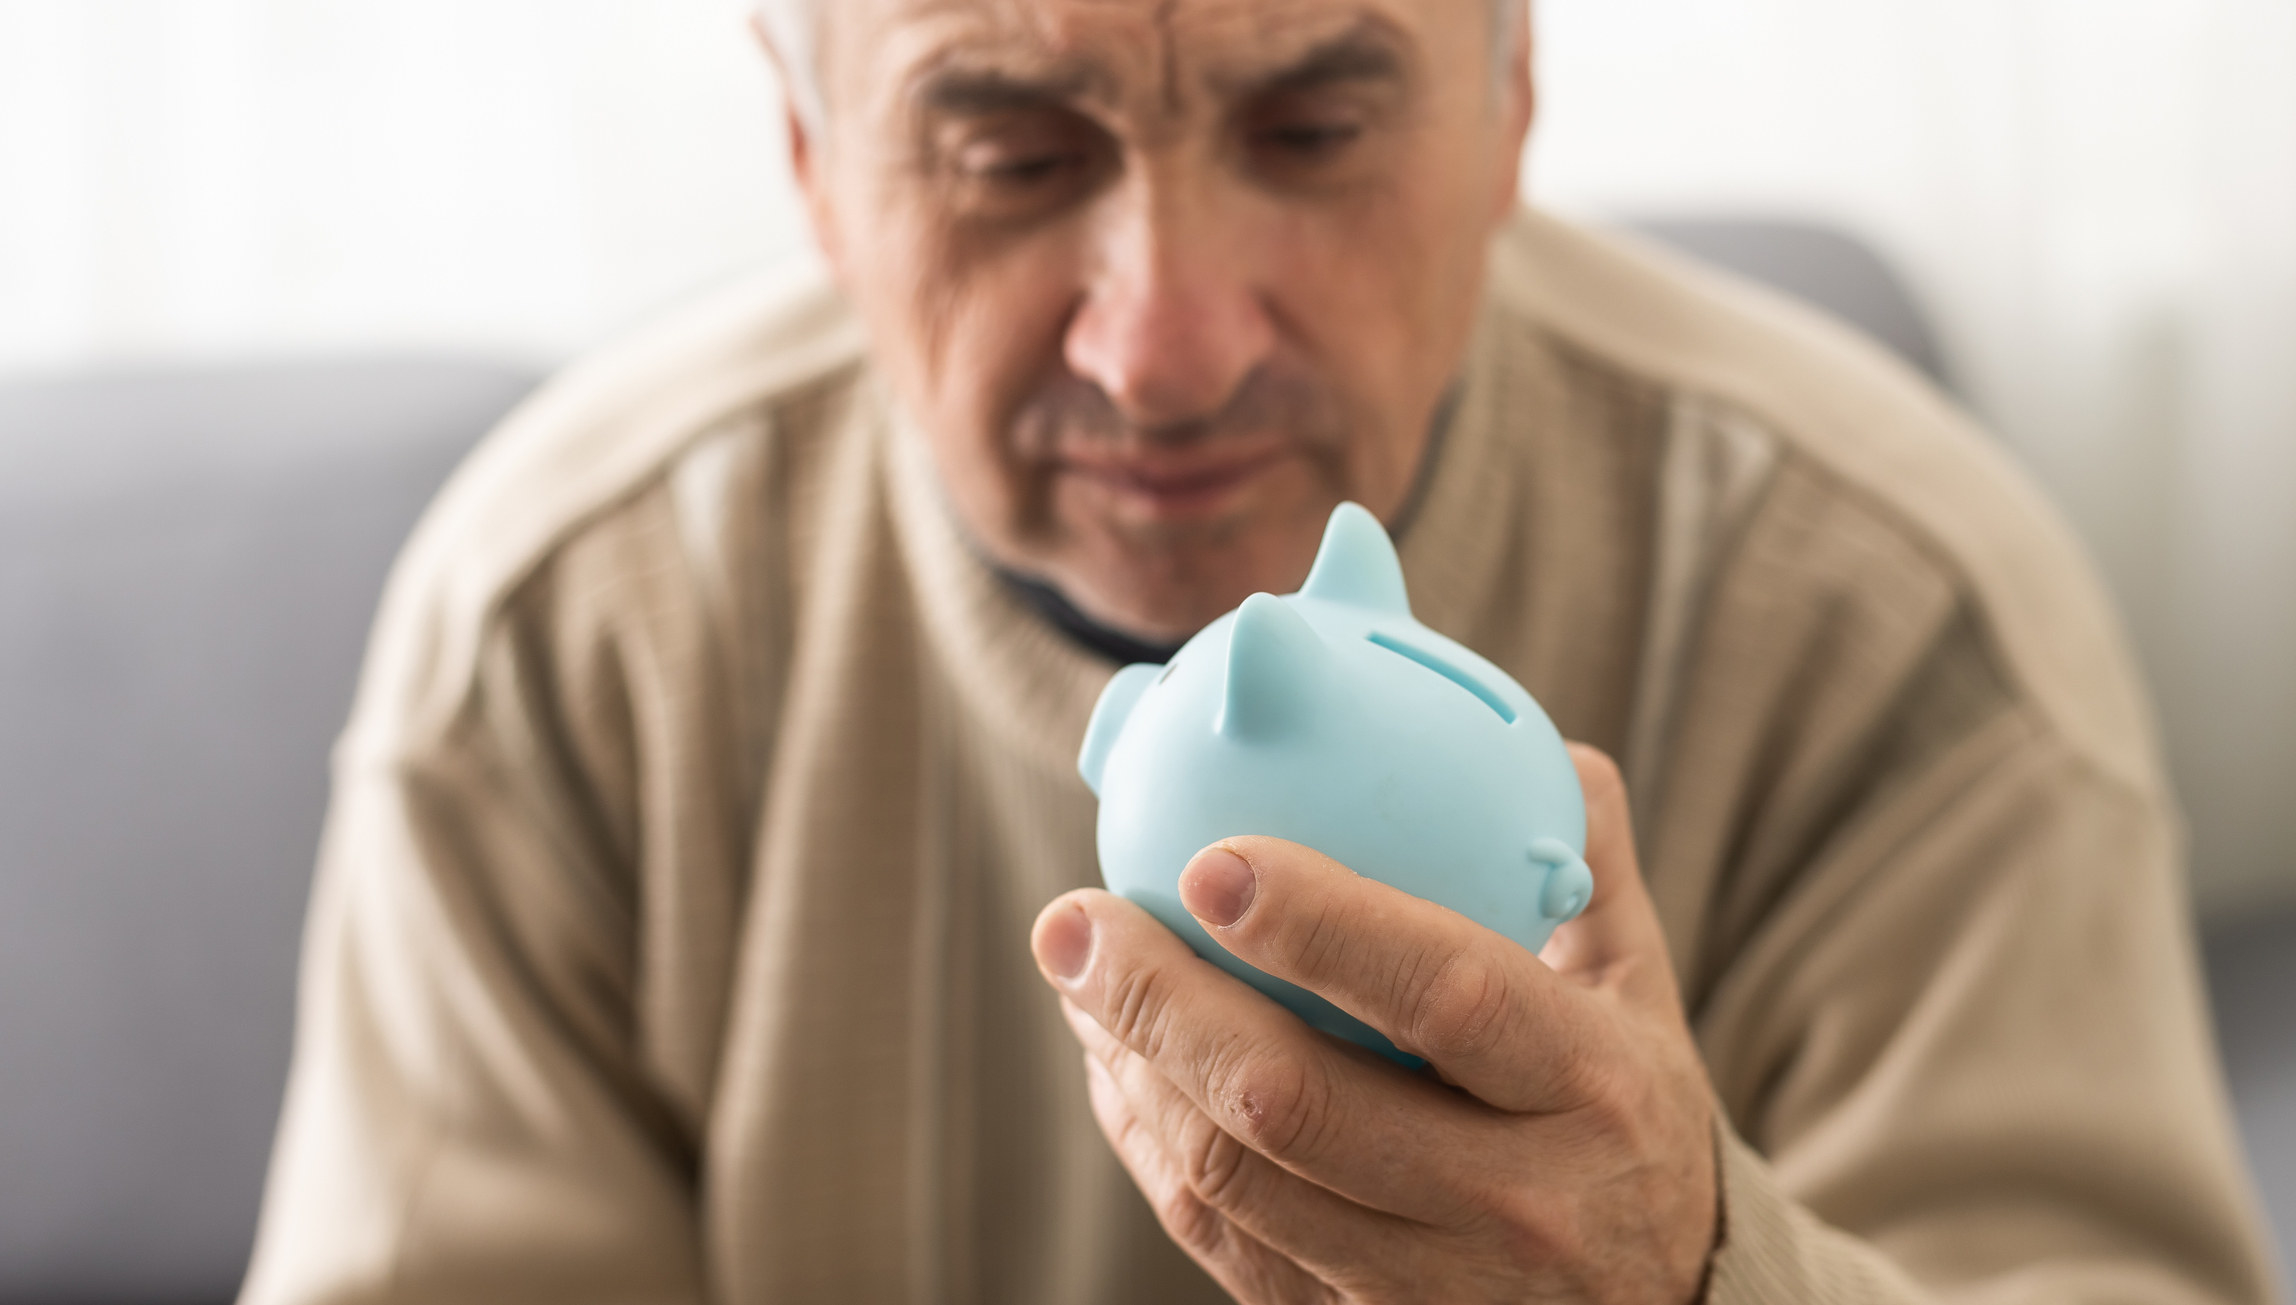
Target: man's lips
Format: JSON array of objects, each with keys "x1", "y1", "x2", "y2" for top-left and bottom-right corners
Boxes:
[{"x1": 1055, "y1": 447, "x2": 1290, "y2": 507}]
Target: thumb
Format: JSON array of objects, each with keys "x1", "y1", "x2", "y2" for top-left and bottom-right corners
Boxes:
[{"x1": 1538, "y1": 743, "x2": 1680, "y2": 1009}]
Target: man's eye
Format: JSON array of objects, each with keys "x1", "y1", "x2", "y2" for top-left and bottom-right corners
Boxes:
[
  {"x1": 1254, "y1": 120, "x2": 1364, "y2": 158},
  {"x1": 960, "y1": 145, "x2": 1090, "y2": 186},
  {"x1": 935, "y1": 114, "x2": 1111, "y2": 216}
]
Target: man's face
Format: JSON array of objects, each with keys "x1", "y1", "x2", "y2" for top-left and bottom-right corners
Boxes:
[{"x1": 791, "y1": 0, "x2": 1531, "y2": 642}]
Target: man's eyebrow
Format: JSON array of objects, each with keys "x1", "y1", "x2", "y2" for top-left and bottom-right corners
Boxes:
[
  {"x1": 1222, "y1": 23, "x2": 1412, "y2": 100},
  {"x1": 913, "y1": 63, "x2": 1109, "y2": 116}
]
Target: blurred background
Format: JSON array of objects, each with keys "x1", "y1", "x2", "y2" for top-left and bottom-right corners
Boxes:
[{"x1": 2, "y1": 0, "x2": 2290, "y2": 1301}]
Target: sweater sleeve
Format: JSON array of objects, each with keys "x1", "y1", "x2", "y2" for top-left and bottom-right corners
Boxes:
[
  {"x1": 1692, "y1": 719, "x2": 2279, "y2": 1303},
  {"x1": 237, "y1": 598, "x2": 704, "y2": 1305}
]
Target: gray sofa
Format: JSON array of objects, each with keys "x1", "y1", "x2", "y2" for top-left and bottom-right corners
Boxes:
[
  {"x1": 1, "y1": 226, "x2": 2286, "y2": 1303},
  {"x1": 0, "y1": 359, "x2": 541, "y2": 1304}
]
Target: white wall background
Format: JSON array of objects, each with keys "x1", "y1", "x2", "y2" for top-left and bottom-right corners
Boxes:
[
  {"x1": 1533, "y1": 0, "x2": 2296, "y2": 920},
  {"x1": 2, "y1": 0, "x2": 2291, "y2": 914},
  {"x1": 0, "y1": 0, "x2": 809, "y2": 368}
]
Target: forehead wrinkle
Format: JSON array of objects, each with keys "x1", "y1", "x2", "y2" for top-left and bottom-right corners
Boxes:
[
  {"x1": 882, "y1": 0, "x2": 1426, "y2": 129},
  {"x1": 1158, "y1": 3, "x2": 1420, "y2": 111},
  {"x1": 1153, "y1": 0, "x2": 1182, "y2": 117},
  {"x1": 887, "y1": 4, "x2": 1156, "y2": 120},
  {"x1": 1202, "y1": 14, "x2": 1413, "y2": 100}
]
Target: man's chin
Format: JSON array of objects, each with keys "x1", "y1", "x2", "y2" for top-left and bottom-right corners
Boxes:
[
  {"x1": 1045, "y1": 574, "x2": 1254, "y2": 649},
  {"x1": 1038, "y1": 478, "x2": 1339, "y2": 644}
]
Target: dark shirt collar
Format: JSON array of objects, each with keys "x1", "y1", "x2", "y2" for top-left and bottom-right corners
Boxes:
[{"x1": 995, "y1": 569, "x2": 1187, "y2": 666}]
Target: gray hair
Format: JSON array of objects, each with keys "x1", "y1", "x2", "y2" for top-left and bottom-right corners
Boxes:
[
  {"x1": 754, "y1": 0, "x2": 825, "y2": 131},
  {"x1": 755, "y1": 0, "x2": 1523, "y2": 132}
]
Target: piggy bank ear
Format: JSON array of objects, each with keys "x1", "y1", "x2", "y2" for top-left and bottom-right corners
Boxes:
[
  {"x1": 1298, "y1": 501, "x2": 1411, "y2": 615},
  {"x1": 1079, "y1": 661, "x2": 1162, "y2": 796},
  {"x1": 1219, "y1": 593, "x2": 1329, "y2": 741}
]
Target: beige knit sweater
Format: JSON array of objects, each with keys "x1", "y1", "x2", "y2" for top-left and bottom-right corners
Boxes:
[{"x1": 240, "y1": 209, "x2": 2280, "y2": 1303}]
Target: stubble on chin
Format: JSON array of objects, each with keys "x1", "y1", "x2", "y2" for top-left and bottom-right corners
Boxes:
[
  {"x1": 971, "y1": 365, "x2": 1358, "y2": 637},
  {"x1": 999, "y1": 363, "x2": 1354, "y2": 549}
]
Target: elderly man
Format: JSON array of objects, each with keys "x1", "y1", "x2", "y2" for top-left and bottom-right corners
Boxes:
[{"x1": 241, "y1": 0, "x2": 2276, "y2": 1300}]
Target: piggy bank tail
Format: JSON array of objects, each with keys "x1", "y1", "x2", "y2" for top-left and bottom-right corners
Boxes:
[{"x1": 1529, "y1": 836, "x2": 1594, "y2": 923}]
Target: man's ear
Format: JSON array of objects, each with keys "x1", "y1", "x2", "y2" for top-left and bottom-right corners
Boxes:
[
  {"x1": 1489, "y1": 0, "x2": 1536, "y2": 224},
  {"x1": 749, "y1": 13, "x2": 847, "y2": 277}
]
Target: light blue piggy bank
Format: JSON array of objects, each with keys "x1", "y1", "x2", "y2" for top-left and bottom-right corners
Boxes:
[{"x1": 1077, "y1": 501, "x2": 1593, "y2": 1063}]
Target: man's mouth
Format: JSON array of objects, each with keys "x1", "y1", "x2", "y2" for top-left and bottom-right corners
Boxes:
[{"x1": 1055, "y1": 447, "x2": 1291, "y2": 517}]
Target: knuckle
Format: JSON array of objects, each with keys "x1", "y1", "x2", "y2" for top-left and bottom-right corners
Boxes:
[
  {"x1": 1406, "y1": 948, "x2": 1519, "y2": 1063},
  {"x1": 1282, "y1": 890, "x2": 1358, "y2": 982},
  {"x1": 1177, "y1": 1112, "x2": 1255, "y2": 1208},
  {"x1": 1155, "y1": 1183, "x2": 1230, "y2": 1257},
  {"x1": 1576, "y1": 742, "x2": 1624, "y2": 790},
  {"x1": 1583, "y1": 1042, "x2": 1686, "y2": 1142},
  {"x1": 1556, "y1": 1021, "x2": 1650, "y2": 1118},
  {"x1": 1570, "y1": 744, "x2": 1629, "y2": 814},
  {"x1": 1582, "y1": 1056, "x2": 1643, "y2": 1125},
  {"x1": 1213, "y1": 1050, "x2": 1336, "y2": 1164},
  {"x1": 1103, "y1": 1093, "x2": 1152, "y2": 1155},
  {"x1": 1478, "y1": 1184, "x2": 1585, "y2": 1268},
  {"x1": 1099, "y1": 961, "x2": 1174, "y2": 1058}
]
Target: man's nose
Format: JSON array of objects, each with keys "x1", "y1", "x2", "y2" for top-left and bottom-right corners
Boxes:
[{"x1": 1063, "y1": 188, "x2": 1277, "y2": 428}]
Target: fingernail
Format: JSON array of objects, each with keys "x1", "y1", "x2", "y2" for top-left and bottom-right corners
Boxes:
[
  {"x1": 1038, "y1": 903, "x2": 1093, "y2": 982},
  {"x1": 1180, "y1": 846, "x2": 1257, "y2": 928}
]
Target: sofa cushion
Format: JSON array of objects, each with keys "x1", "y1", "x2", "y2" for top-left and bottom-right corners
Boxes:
[{"x1": 0, "y1": 356, "x2": 538, "y2": 1303}]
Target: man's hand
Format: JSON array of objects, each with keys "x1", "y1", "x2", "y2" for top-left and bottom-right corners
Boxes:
[{"x1": 1031, "y1": 744, "x2": 1718, "y2": 1304}]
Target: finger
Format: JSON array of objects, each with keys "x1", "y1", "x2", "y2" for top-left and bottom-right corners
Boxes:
[
  {"x1": 1175, "y1": 835, "x2": 1608, "y2": 1114},
  {"x1": 1536, "y1": 744, "x2": 1681, "y2": 1008},
  {"x1": 1064, "y1": 998, "x2": 1426, "y2": 1276},
  {"x1": 1082, "y1": 1053, "x2": 1339, "y2": 1305},
  {"x1": 1032, "y1": 889, "x2": 1490, "y2": 1223}
]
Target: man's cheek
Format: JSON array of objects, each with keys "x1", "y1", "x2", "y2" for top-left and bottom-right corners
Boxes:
[{"x1": 929, "y1": 274, "x2": 1075, "y2": 415}]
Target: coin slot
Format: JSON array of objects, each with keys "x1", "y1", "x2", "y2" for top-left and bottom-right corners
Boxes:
[{"x1": 1365, "y1": 632, "x2": 1517, "y2": 723}]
